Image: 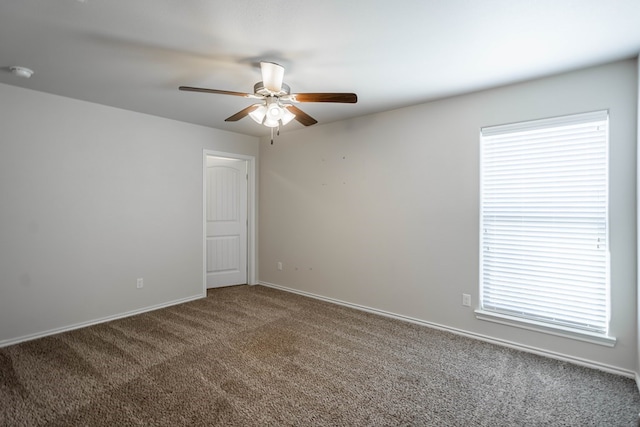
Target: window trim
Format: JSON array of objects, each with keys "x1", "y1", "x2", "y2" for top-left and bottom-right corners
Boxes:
[{"x1": 475, "y1": 309, "x2": 616, "y2": 347}]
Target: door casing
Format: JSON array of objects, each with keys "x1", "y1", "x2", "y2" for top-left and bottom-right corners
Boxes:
[{"x1": 202, "y1": 150, "x2": 256, "y2": 294}]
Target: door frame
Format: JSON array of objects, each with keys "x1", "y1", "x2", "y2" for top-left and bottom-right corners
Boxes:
[{"x1": 203, "y1": 149, "x2": 256, "y2": 294}]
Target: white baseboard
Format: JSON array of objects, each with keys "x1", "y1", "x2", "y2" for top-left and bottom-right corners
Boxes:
[
  {"x1": 0, "y1": 293, "x2": 206, "y2": 348},
  {"x1": 259, "y1": 281, "x2": 636, "y2": 379}
]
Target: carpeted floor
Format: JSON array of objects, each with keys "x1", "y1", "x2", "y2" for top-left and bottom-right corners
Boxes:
[{"x1": 1, "y1": 285, "x2": 639, "y2": 426}]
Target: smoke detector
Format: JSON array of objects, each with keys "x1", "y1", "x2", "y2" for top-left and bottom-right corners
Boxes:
[{"x1": 9, "y1": 66, "x2": 34, "y2": 79}]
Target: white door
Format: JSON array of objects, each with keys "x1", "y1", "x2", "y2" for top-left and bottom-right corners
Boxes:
[{"x1": 206, "y1": 157, "x2": 248, "y2": 288}]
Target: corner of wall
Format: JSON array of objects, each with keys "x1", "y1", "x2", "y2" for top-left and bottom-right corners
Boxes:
[{"x1": 636, "y1": 54, "x2": 640, "y2": 385}]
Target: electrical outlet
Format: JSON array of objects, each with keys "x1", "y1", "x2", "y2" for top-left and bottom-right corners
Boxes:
[
  {"x1": 277, "y1": 262, "x2": 283, "y2": 271},
  {"x1": 462, "y1": 293, "x2": 471, "y2": 307},
  {"x1": 137, "y1": 278, "x2": 144, "y2": 289}
]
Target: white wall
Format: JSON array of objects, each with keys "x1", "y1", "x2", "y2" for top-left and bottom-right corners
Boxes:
[
  {"x1": 0, "y1": 83, "x2": 259, "y2": 345},
  {"x1": 259, "y1": 59, "x2": 638, "y2": 374}
]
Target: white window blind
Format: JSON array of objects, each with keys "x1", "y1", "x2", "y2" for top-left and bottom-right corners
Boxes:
[{"x1": 479, "y1": 110, "x2": 609, "y2": 335}]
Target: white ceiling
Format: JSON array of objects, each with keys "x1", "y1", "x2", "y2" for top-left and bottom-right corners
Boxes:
[{"x1": 1, "y1": 0, "x2": 639, "y2": 137}]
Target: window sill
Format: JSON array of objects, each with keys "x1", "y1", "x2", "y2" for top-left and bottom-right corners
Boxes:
[{"x1": 474, "y1": 310, "x2": 616, "y2": 347}]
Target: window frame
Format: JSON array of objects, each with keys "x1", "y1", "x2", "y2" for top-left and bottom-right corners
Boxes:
[{"x1": 476, "y1": 111, "x2": 615, "y2": 347}]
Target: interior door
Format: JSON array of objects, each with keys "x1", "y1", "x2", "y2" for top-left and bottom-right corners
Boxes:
[{"x1": 206, "y1": 157, "x2": 248, "y2": 288}]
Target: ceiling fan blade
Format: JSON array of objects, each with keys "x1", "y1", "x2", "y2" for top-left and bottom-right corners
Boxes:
[
  {"x1": 225, "y1": 104, "x2": 261, "y2": 122},
  {"x1": 260, "y1": 62, "x2": 285, "y2": 92},
  {"x1": 179, "y1": 86, "x2": 261, "y2": 98},
  {"x1": 290, "y1": 93, "x2": 358, "y2": 103},
  {"x1": 284, "y1": 105, "x2": 318, "y2": 126}
]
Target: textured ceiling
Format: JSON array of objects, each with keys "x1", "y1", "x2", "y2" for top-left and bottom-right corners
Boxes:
[{"x1": 1, "y1": 0, "x2": 639, "y2": 137}]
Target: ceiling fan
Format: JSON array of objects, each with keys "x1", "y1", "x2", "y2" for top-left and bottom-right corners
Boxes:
[{"x1": 179, "y1": 62, "x2": 357, "y2": 142}]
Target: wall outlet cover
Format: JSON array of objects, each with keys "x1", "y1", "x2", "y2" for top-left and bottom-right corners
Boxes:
[{"x1": 462, "y1": 293, "x2": 471, "y2": 307}]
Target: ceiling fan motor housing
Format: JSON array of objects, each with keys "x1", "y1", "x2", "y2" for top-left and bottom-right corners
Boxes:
[{"x1": 254, "y1": 82, "x2": 291, "y2": 97}]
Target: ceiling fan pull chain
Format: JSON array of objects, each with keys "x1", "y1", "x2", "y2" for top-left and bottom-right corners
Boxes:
[{"x1": 270, "y1": 127, "x2": 274, "y2": 145}]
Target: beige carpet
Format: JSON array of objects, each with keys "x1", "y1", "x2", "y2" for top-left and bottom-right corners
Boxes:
[{"x1": 1, "y1": 285, "x2": 638, "y2": 426}]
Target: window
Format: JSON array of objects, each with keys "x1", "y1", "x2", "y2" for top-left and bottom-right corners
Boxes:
[{"x1": 478, "y1": 111, "x2": 610, "y2": 341}]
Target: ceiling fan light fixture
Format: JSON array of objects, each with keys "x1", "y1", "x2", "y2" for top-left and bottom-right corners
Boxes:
[
  {"x1": 249, "y1": 104, "x2": 267, "y2": 124},
  {"x1": 263, "y1": 117, "x2": 280, "y2": 128},
  {"x1": 268, "y1": 104, "x2": 281, "y2": 118},
  {"x1": 281, "y1": 107, "x2": 296, "y2": 125},
  {"x1": 248, "y1": 100, "x2": 295, "y2": 128},
  {"x1": 263, "y1": 97, "x2": 286, "y2": 121}
]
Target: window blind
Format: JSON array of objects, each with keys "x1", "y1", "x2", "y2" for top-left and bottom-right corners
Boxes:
[{"x1": 479, "y1": 110, "x2": 609, "y2": 335}]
